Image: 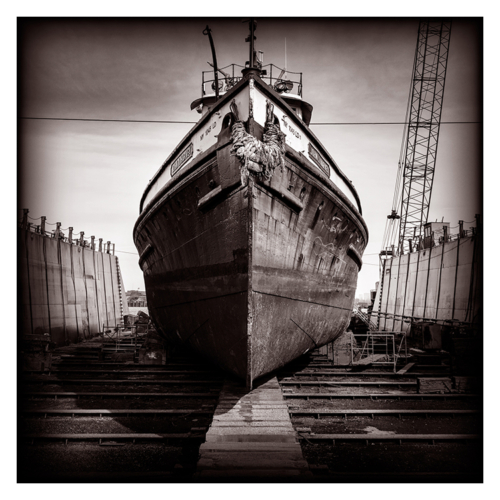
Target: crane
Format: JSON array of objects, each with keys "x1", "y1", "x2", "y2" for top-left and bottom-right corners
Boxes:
[{"x1": 381, "y1": 20, "x2": 452, "y2": 260}]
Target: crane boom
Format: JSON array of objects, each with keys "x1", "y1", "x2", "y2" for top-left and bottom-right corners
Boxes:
[
  {"x1": 397, "y1": 20, "x2": 452, "y2": 254},
  {"x1": 382, "y1": 20, "x2": 452, "y2": 259}
]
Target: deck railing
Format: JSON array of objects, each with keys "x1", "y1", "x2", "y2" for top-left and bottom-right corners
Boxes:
[{"x1": 201, "y1": 63, "x2": 303, "y2": 98}]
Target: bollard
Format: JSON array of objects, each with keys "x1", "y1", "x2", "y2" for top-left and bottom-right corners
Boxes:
[
  {"x1": 112, "y1": 243, "x2": 115, "y2": 256},
  {"x1": 41, "y1": 216, "x2": 46, "y2": 236},
  {"x1": 55, "y1": 222, "x2": 61, "y2": 240},
  {"x1": 459, "y1": 220, "x2": 464, "y2": 238},
  {"x1": 91, "y1": 236, "x2": 95, "y2": 250},
  {"x1": 99, "y1": 238, "x2": 103, "y2": 252},
  {"x1": 68, "y1": 227, "x2": 73, "y2": 244},
  {"x1": 106, "y1": 241, "x2": 111, "y2": 254},
  {"x1": 80, "y1": 231, "x2": 85, "y2": 247}
]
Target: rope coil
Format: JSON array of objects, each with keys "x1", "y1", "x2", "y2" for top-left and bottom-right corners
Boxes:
[{"x1": 230, "y1": 99, "x2": 285, "y2": 181}]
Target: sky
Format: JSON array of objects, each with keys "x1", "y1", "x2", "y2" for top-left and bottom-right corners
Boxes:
[{"x1": 18, "y1": 17, "x2": 482, "y2": 296}]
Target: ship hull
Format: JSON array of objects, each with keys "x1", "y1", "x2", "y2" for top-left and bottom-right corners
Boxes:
[
  {"x1": 135, "y1": 145, "x2": 366, "y2": 386},
  {"x1": 138, "y1": 166, "x2": 252, "y2": 379},
  {"x1": 134, "y1": 74, "x2": 368, "y2": 386}
]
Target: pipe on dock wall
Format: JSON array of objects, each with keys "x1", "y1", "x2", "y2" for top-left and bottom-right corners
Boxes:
[
  {"x1": 91, "y1": 248, "x2": 101, "y2": 332},
  {"x1": 422, "y1": 239, "x2": 434, "y2": 319},
  {"x1": 57, "y1": 237, "x2": 67, "y2": 344},
  {"x1": 26, "y1": 230, "x2": 50, "y2": 335},
  {"x1": 107, "y1": 251, "x2": 118, "y2": 326},
  {"x1": 68, "y1": 240, "x2": 81, "y2": 342},
  {"x1": 99, "y1": 250, "x2": 110, "y2": 328},
  {"x1": 464, "y1": 232, "x2": 480, "y2": 323},
  {"x1": 410, "y1": 249, "x2": 422, "y2": 319},
  {"x1": 390, "y1": 252, "x2": 404, "y2": 331},
  {"x1": 379, "y1": 257, "x2": 394, "y2": 331},
  {"x1": 451, "y1": 231, "x2": 461, "y2": 319},
  {"x1": 18, "y1": 227, "x2": 126, "y2": 346},
  {"x1": 20, "y1": 228, "x2": 33, "y2": 335},
  {"x1": 434, "y1": 229, "x2": 447, "y2": 320},
  {"x1": 401, "y1": 251, "x2": 419, "y2": 326}
]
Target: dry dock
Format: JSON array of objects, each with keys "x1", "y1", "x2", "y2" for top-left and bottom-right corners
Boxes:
[
  {"x1": 18, "y1": 215, "x2": 127, "y2": 346},
  {"x1": 19, "y1": 335, "x2": 482, "y2": 483}
]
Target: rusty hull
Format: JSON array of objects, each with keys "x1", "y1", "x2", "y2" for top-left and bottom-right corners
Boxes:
[{"x1": 134, "y1": 128, "x2": 367, "y2": 387}]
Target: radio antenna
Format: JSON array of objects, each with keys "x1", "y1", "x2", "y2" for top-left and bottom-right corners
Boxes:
[{"x1": 285, "y1": 38, "x2": 287, "y2": 79}]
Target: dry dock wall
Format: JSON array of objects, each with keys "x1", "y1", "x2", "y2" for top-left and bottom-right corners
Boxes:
[
  {"x1": 19, "y1": 227, "x2": 128, "y2": 346},
  {"x1": 371, "y1": 232, "x2": 481, "y2": 333}
]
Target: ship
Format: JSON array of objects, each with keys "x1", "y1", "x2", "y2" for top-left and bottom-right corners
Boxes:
[{"x1": 133, "y1": 21, "x2": 368, "y2": 387}]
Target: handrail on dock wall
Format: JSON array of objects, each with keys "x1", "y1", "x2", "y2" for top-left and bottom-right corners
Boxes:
[
  {"x1": 19, "y1": 209, "x2": 115, "y2": 253},
  {"x1": 380, "y1": 215, "x2": 480, "y2": 259},
  {"x1": 370, "y1": 311, "x2": 479, "y2": 329}
]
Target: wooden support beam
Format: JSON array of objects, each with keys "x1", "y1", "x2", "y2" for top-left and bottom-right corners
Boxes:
[{"x1": 397, "y1": 362, "x2": 416, "y2": 375}]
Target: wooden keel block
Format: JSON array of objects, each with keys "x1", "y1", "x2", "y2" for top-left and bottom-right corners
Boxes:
[
  {"x1": 196, "y1": 376, "x2": 312, "y2": 477},
  {"x1": 417, "y1": 377, "x2": 453, "y2": 394}
]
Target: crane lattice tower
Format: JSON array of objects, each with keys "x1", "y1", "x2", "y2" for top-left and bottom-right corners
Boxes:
[{"x1": 397, "y1": 20, "x2": 451, "y2": 255}]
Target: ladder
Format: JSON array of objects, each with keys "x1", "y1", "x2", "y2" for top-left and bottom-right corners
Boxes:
[{"x1": 353, "y1": 307, "x2": 378, "y2": 331}]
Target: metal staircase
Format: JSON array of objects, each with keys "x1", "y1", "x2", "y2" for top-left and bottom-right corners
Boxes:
[{"x1": 353, "y1": 307, "x2": 378, "y2": 331}]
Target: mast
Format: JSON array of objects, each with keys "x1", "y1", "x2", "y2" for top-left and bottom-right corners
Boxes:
[
  {"x1": 243, "y1": 18, "x2": 261, "y2": 74},
  {"x1": 247, "y1": 19, "x2": 256, "y2": 68}
]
